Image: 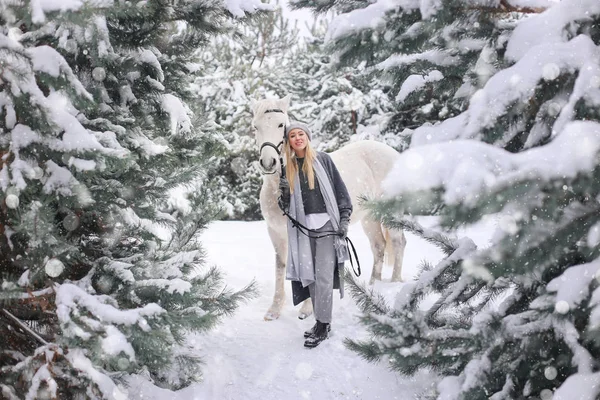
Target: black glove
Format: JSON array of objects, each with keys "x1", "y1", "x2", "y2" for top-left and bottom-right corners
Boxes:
[
  {"x1": 278, "y1": 176, "x2": 290, "y2": 212},
  {"x1": 338, "y1": 218, "x2": 349, "y2": 238}
]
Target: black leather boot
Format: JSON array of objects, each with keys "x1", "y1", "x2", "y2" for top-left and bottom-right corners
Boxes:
[
  {"x1": 304, "y1": 321, "x2": 331, "y2": 338},
  {"x1": 304, "y1": 321, "x2": 330, "y2": 348}
]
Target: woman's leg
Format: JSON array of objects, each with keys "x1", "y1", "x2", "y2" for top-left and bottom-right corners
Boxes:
[{"x1": 307, "y1": 221, "x2": 336, "y2": 324}]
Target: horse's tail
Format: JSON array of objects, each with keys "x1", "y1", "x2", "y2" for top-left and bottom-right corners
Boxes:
[{"x1": 382, "y1": 226, "x2": 396, "y2": 267}]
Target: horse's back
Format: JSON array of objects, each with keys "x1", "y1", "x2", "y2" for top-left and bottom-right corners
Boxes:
[{"x1": 329, "y1": 140, "x2": 399, "y2": 217}]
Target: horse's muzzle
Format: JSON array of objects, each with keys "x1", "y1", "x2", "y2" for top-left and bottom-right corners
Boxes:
[{"x1": 259, "y1": 157, "x2": 277, "y2": 174}]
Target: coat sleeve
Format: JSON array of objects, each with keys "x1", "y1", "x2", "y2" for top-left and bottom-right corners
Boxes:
[{"x1": 319, "y1": 152, "x2": 352, "y2": 221}]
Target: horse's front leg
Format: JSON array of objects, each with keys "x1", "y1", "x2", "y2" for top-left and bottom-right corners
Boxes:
[{"x1": 264, "y1": 252, "x2": 286, "y2": 321}]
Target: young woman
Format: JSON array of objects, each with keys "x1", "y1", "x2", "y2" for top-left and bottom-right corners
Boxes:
[{"x1": 277, "y1": 121, "x2": 352, "y2": 348}]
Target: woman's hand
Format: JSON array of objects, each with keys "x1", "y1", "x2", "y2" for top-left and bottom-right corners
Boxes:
[{"x1": 338, "y1": 218, "x2": 349, "y2": 238}]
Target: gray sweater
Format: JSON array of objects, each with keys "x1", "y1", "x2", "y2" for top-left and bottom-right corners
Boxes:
[{"x1": 297, "y1": 157, "x2": 327, "y2": 215}]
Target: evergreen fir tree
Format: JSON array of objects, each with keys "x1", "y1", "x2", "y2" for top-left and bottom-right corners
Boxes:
[
  {"x1": 283, "y1": 20, "x2": 398, "y2": 152},
  {"x1": 309, "y1": 0, "x2": 600, "y2": 398},
  {"x1": 198, "y1": 2, "x2": 300, "y2": 220},
  {"x1": 291, "y1": 0, "x2": 526, "y2": 149},
  {"x1": 200, "y1": 9, "x2": 400, "y2": 221},
  {"x1": 0, "y1": 1, "x2": 266, "y2": 397}
]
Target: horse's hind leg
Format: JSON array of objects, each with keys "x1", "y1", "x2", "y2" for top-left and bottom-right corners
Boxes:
[
  {"x1": 265, "y1": 226, "x2": 286, "y2": 321},
  {"x1": 361, "y1": 217, "x2": 386, "y2": 285},
  {"x1": 390, "y1": 229, "x2": 406, "y2": 282}
]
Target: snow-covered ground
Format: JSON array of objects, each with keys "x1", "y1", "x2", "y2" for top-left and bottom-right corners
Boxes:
[{"x1": 133, "y1": 216, "x2": 497, "y2": 399}]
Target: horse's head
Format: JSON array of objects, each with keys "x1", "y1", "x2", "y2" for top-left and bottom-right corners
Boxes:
[{"x1": 250, "y1": 95, "x2": 291, "y2": 175}]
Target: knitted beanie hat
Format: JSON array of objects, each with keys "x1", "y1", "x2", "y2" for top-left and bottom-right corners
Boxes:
[{"x1": 284, "y1": 121, "x2": 312, "y2": 141}]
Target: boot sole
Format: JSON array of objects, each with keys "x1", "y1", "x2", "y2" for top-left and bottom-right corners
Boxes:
[{"x1": 304, "y1": 336, "x2": 329, "y2": 348}]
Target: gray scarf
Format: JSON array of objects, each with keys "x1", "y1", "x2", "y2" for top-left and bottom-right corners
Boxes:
[{"x1": 286, "y1": 157, "x2": 349, "y2": 287}]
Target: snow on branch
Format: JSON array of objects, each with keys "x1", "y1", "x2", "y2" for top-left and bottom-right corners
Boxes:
[
  {"x1": 394, "y1": 237, "x2": 477, "y2": 310},
  {"x1": 546, "y1": 257, "x2": 600, "y2": 312},
  {"x1": 506, "y1": 0, "x2": 600, "y2": 61},
  {"x1": 65, "y1": 348, "x2": 128, "y2": 400},
  {"x1": 161, "y1": 94, "x2": 192, "y2": 136},
  {"x1": 378, "y1": 50, "x2": 460, "y2": 72},
  {"x1": 552, "y1": 319, "x2": 594, "y2": 374},
  {"x1": 383, "y1": 121, "x2": 600, "y2": 207},
  {"x1": 396, "y1": 71, "x2": 444, "y2": 103},
  {"x1": 55, "y1": 283, "x2": 164, "y2": 328},
  {"x1": 223, "y1": 0, "x2": 274, "y2": 18},
  {"x1": 27, "y1": 45, "x2": 92, "y2": 99},
  {"x1": 325, "y1": 0, "x2": 406, "y2": 42},
  {"x1": 466, "y1": 35, "x2": 599, "y2": 138},
  {"x1": 29, "y1": 0, "x2": 114, "y2": 24},
  {"x1": 553, "y1": 372, "x2": 600, "y2": 400},
  {"x1": 325, "y1": 0, "x2": 554, "y2": 45}
]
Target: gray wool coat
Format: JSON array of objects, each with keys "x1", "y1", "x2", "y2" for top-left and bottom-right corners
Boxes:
[{"x1": 284, "y1": 151, "x2": 353, "y2": 306}]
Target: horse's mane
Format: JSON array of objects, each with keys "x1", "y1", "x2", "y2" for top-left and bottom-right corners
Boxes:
[{"x1": 252, "y1": 98, "x2": 287, "y2": 117}]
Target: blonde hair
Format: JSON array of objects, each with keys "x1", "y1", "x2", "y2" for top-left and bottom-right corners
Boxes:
[{"x1": 284, "y1": 140, "x2": 317, "y2": 193}]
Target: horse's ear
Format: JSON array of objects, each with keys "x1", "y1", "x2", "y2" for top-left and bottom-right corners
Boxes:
[
  {"x1": 249, "y1": 98, "x2": 259, "y2": 115},
  {"x1": 278, "y1": 94, "x2": 291, "y2": 113}
]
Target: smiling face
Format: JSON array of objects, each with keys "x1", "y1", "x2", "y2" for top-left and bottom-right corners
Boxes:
[{"x1": 288, "y1": 128, "x2": 308, "y2": 156}]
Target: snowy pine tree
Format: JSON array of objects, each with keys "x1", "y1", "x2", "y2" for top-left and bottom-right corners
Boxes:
[
  {"x1": 292, "y1": 0, "x2": 526, "y2": 149},
  {"x1": 0, "y1": 1, "x2": 266, "y2": 397},
  {"x1": 324, "y1": 0, "x2": 600, "y2": 398},
  {"x1": 198, "y1": 2, "x2": 299, "y2": 220},
  {"x1": 283, "y1": 20, "x2": 397, "y2": 152}
]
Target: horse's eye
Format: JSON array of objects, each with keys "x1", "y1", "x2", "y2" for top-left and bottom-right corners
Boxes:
[{"x1": 278, "y1": 123, "x2": 284, "y2": 128}]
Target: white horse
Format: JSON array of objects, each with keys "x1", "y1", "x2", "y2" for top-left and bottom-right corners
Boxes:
[{"x1": 251, "y1": 95, "x2": 407, "y2": 320}]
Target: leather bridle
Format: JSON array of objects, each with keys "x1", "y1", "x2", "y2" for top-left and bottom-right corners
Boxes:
[{"x1": 258, "y1": 108, "x2": 286, "y2": 176}]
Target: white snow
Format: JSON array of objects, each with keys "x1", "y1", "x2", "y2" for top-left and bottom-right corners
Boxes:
[
  {"x1": 383, "y1": 121, "x2": 600, "y2": 206},
  {"x1": 65, "y1": 348, "x2": 128, "y2": 400},
  {"x1": 547, "y1": 257, "x2": 600, "y2": 311},
  {"x1": 28, "y1": 46, "x2": 92, "y2": 99},
  {"x1": 410, "y1": 114, "x2": 469, "y2": 147},
  {"x1": 42, "y1": 161, "x2": 78, "y2": 196},
  {"x1": 136, "y1": 278, "x2": 192, "y2": 295},
  {"x1": 119, "y1": 207, "x2": 171, "y2": 241},
  {"x1": 466, "y1": 35, "x2": 599, "y2": 138},
  {"x1": 127, "y1": 217, "x2": 496, "y2": 399},
  {"x1": 409, "y1": 32, "x2": 600, "y2": 147},
  {"x1": 161, "y1": 94, "x2": 192, "y2": 136},
  {"x1": 590, "y1": 287, "x2": 600, "y2": 329},
  {"x1": 396, "y1": 70, "x2": 444, "y2": 103},
  {"x1": 30, "y1": 0, "x2": 90, "y2": 23},
  {"x1": 553, "y1": 372, "x2": 600, "y2": 400},
  {"x1": 378, "y1": 49, "x2": 459, "y2": 71},
  {"x1": 325, "y1": 0, "x2": 408, "y2": 42},
  {"x1": 106, "y1": 261, "x2": 135, "y2": 284},
  {"x1": 505, "y1": 0, "x2": 600, "y2": 62},
  {"x1": 68, "y1": 157, "x2": 96, "y2": 171},
  {"x1": 25, "y1": 364, "x2": 56, "y2": 400},
  {"x1": 55, "y1": 283, "x2": 165, "y2": 327},
  {"x1": 130, "y1": 134, "x2": 169, "y2": 157},
  {"x1": 224, "y1": 0, "x2": 274, "y2": 18},
  {"x1": 102, "y1": 326, "x2": 136, "y2": 360},
  {"x1": 10, "y1": 124, "x2": 39, "y2": 151},
  {"x1": 137, "y1": 49, "x2": 164, "y2": 82}
]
